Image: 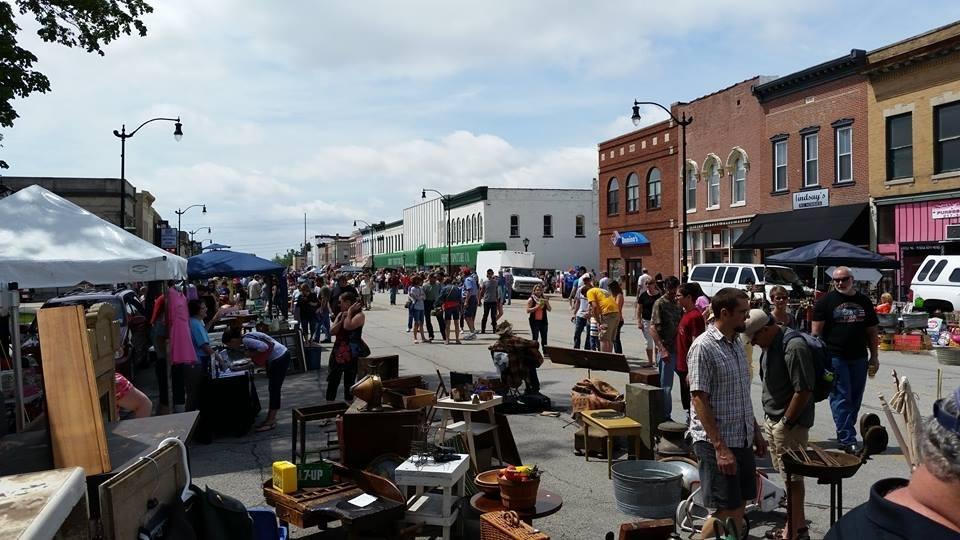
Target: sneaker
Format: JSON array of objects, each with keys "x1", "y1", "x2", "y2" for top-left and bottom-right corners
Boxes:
[
  {"x1": 406, "y1": 329, "x2": 411, "y2": 333},
  {"x1": 843, "y1": 442, "x2": 861, "y2": 455},
  {"x1": 464, "y1": 333, "x2": 477, "y2": 341}
]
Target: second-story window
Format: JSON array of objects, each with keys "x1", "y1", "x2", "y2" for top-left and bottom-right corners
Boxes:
[
  {"x1": 509, "y1": 215, "x2": 519, "y2": 237},
  {"x1": 543, "y1": 215, "x2": 553, "y2": 237}
]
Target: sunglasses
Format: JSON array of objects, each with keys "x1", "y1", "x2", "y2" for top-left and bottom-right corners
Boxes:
[
  {"x1": 833, "y1": 276, "x2": 852, "y2": 284},
  {"x1": 773, "y1": 296, "x2": 788, "y2": 301}
]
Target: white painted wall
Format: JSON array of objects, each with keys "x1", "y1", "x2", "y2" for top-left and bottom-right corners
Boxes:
[{"x1": 483, "y1": 189, "x2": 597, "y2": 271}]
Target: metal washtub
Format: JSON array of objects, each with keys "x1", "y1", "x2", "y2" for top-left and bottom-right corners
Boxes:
[{"x1": 611, "y1": 460, "x2": 683, "y2": 517}]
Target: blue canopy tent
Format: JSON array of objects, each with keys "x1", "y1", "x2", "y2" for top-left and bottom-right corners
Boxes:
[
  {"x1": 202, "y1": 243, "x2": 232, "y2": 251},
  {"x1": 187, "y1": 249, "x2": 284, "y2": 279},
  {"x1": 766, "y1": 239, "x2": 900, "y2": 269}
]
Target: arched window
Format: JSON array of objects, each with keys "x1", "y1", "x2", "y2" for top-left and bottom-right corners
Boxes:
[
  {"x1": 626, "y1": 173, "x2": 640, "y2": 212},
  {"x1": 607, "y1": 178, "x2": 619, "y2": 215},
  {"x1": 477, "y1": 214, "x2": 483, "y2": 240},
  {"x1": 707, "y1": 159, "x2": 721, "y2": 208},
  {"x1": 647, "y1": 168, "x2": 662, "y2": 210},
  {"x1": 471, "y1": 215, "x2": 478, "y2": 242},
  {"x1": 459, "y1": 218, "x2": 465, "y2": 243},
  {"x1": 685, "y1": 161, "x2": 697, "y2": 212},
  {"x1": 732, "y1": 157, "x2": 746, "y2": 204},
  {"x1": 467, "y1": 216, "x2": 473, "y2": 242}
]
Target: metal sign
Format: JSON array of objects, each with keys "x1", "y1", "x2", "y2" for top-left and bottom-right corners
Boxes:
[
  {"x1": 160, "y1": 227, "x2": 177, "y2": 249},
  {"x1": 792, "y1": 188, "x2": 829, "y2": 210},
  {"x1": 932, "y1": 201, "x2": 960, "y2": 219}
]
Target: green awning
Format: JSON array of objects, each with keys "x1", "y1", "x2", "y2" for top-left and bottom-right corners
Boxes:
[
  {"x1": 422, "y1": 242, "x2": 507, "y2": 267},
  {"x1": 373, "y1": 246, "x2": 424, "y2": 269}
]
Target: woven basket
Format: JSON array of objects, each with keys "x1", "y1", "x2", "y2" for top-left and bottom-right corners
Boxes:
[{"x1": 480, "y1": 511, "x2": 550, "y2": 540}]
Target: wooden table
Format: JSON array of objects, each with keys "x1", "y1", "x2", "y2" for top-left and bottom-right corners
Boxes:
[
  {"x1": 580, "y1": 409, "x2": 643, "y2": 479},
  {"x1": 395, "y1": 454, "x2": 469, "y2": 540},
  {"x1": 470, "y1": 489, "x2": 563, "y2": 524},
  {"x1": 434, "y1": 396, "x2": 504, "y2": 472},
  {"x1": 0, "y1": 467, "x2": 88, "y2": 539}
]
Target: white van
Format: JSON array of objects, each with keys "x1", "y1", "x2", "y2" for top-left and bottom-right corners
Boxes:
[
  {"x1": 475, "y1": 250, "x2": 542, "y2": 297},
  {"x1": 910, "y1": 255, "x2": 960, "y2": 312},
  {"x1": 689, "y1": 263, "x2": 803, "y2": 298}
]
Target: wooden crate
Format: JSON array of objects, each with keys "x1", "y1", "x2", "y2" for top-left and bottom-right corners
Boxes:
[{"x1": 384, "y1": 387, "x2": 436, "y2": 410}]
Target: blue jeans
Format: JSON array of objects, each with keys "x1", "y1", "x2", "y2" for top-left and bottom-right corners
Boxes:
[
  {"x1": 573, "y1": 316, "x2": 588, "y2": 349},
  {"x1": 390, "y1": 287, "x2": 397, "y2": 305},
  {"x1": 501, "y1": 286, "x2": 511, "y2": 305},
  {"x1": 829, "y1": 356, "x2": 868, "y2": 445},
  {"x1": 407, "y1": 305, "x2": 415, "y2": 330},
  {"x1": 660, "y1": 352, "x2": 677, "y2": 420},
  {"x1": 315, "y1": 310, "x2": 330, "y2": 341}
]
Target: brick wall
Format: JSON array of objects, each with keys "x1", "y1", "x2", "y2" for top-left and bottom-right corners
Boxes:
[
  {"x1": 761, "y1": 76, "x2": 870, "y2": 209},
  {"x1": 598, "y1": 120, "x2": 679, "y2": 287}
]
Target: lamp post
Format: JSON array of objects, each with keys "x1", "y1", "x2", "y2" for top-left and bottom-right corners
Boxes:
[
  {"x1": 354, "y1": 219, "x2": 374, "y2": 268},
  {"x1": 523, "y1": 237, "x2": 530, "y2": 252},
  {"x1": 113, "y1": 117, "x2": 183, "y2": 230},
  {"x1": 632, "y1": 100, "x2": 693, "y2": 282},
  {"x1": 175, "y1": 204, "x2": 207, "y2": 256},
  {"x1": 188, "y1": 227, "x2": 211, "y2": 257},
  {"x1": 422, "y1": 189, "x2": 452, "y2": 276}
]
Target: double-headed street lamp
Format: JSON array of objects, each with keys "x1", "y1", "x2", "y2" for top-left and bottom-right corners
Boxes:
[
  {"x1": 631, "y1": 100, "x2": 694, "y2": 282},
  {"x1": 422, "y1": 189, "x2": 452, "y2": 276},
  {"x1": 113, "y1": 117, "x2": 183, "y2": 230},
  {"x1": 175, "y1": 204, "x2": 207, "y2": 256}
]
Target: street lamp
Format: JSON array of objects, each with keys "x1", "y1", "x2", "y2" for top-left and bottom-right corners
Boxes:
[
  {"x1": 354, "y1": 219, "x2": 374, "y2": 268},
  {"x1": 631, "y1": 100, "x2": 693, "y2": 282},
  {"x1": 113, "y1": 116, "x2": 183, "y2": 230},
  {"x1": 422, "y1": 189, "x2": 452, "y2": 276},
  {"x1": 188, "y1": 226, "x2": 211, "y2": 241},
  {"x1": 174, "y1": 204, "x2": 207, "y2": 256},
  {"x1": 523, "y1": 237, "x2": 530, "y2": 252}
]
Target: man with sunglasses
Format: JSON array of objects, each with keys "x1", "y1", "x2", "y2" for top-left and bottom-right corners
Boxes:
[{"x1": 812, "y1": 266, "x2": 879, "y2": 454}]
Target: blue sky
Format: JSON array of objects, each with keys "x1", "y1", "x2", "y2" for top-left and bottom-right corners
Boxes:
[{"x1": 3, "y1": 1, "x2": 959, "y2": 257}]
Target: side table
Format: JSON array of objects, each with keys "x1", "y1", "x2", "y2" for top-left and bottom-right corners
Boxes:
[
  {"x1": 470, "y1": 489, "x2": 563, "y2": 525},
  {"x1": 394, "y1": 454, "x2": 469, "y2": 540},
  {"x1": 291, "y1": 402, "x2": 348, "y2": 464},
  {"x1": 434, "y1": 396, "x2": 504, "y2": 471},
  {"x1": 580, "y1": 409, "x2": 643, "y2": 479}
]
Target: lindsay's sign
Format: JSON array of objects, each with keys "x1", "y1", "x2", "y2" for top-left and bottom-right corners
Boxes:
[{"x1": 793, "y1": 188, "x2": 829, "y2": 210}]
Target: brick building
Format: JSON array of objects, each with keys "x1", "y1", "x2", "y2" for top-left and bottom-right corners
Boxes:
[
  {"x1": 866, "y1": 22, "x2": 960, "y2": 297},
  {"x1": 734, "y1": 50, "x2": 872, "y2": 259},
  {"x1": 597, "y1": 119, "x2": 679, "y2": 293},
  {"x1": 673, "y1": 78, "x2": 771, "y2": 268}
]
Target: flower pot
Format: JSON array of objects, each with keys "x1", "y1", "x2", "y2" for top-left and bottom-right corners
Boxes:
[{"x1": 497, "y1": 476, "x2": 540, "y2": 510}]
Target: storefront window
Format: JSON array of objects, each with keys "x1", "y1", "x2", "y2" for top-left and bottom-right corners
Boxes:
[
  {"x1": 877, "y1": 205, "x2": 895, "y2": 245},
  {"x1": 732, "y1": 249, "x2": 754, "y2": 263}
]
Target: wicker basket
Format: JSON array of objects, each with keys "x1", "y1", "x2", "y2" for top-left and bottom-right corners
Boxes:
[
  {"x1": 480, "y1": 511, "x2": 550, "y2": 540},
  {"x1": 936, "y1": 347, "x2": 960, "y2": 366}
]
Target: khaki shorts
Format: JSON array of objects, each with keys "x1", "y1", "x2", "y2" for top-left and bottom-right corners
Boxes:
[
  {"x1": 763, "y1": 416, "x2": 809, "y2": 483},
  {"x1": 600, "y1": 312, "x2": 620, "y2": 343}
]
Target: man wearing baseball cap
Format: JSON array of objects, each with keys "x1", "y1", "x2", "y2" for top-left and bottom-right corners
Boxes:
[{"x1": 744, "y1": 309, "x2": 816, "y2": 540}]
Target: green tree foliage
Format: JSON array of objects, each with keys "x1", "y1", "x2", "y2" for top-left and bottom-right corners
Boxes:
[
  {"x1": 272, "y1": 249, "x2": 297, "y2": 268},
  {"x1": 0, "y1": 0, "x2": 153, "y2": 167}
]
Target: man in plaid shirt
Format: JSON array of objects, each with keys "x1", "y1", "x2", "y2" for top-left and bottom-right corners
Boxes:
[{"x1": 687, "y1": 287, "x2": 768, "y2": 540}]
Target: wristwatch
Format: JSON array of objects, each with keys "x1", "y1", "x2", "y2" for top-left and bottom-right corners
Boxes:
[{"x1": 780, "y1": 417, "x2": 796, "y2": 429}]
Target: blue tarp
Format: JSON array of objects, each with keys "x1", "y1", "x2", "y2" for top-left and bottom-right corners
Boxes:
[
  {"x1": 187, "y1": 249, "x2": 284, "y2": 279},
  {"x1": 612, "y1": 230, "x2": 650, "y2": 247},
  {"x1": 766, "y1": 239, "x2": 900, "y2": 269}
]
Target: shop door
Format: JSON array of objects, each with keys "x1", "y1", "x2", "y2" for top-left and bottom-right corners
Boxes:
[{"x1": 625, "y1": 259, "x2": 643, "y2": 296}]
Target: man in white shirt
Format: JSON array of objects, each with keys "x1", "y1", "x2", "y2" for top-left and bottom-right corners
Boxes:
[
  {"x1": 248, "y1": 275, "x2": 262, "y2": 301},
  {"x1": 599, "y1": 271, "x2": 611, "y2": 291},
  {"x1": 637, "y1": 268, "x2": 652, "y2": 291}
]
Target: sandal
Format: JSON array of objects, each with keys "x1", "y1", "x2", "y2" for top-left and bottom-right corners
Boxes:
[{"x1": 255, "y1": 422, "x2": 277, "y2": 432}]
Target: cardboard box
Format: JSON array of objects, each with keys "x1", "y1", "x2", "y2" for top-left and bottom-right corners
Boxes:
[{"x1": 384, "y1": 387, "x2": 436, "y2": 410}]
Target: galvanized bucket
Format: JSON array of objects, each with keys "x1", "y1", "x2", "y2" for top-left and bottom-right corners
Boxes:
[{"x1": 611, "y1": 460, "x2": 683, "y2": 517}]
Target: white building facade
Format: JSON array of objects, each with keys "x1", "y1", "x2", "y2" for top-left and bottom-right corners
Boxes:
[{"x1": 365, "y1": 187, "x2": 597, "y2": 271}]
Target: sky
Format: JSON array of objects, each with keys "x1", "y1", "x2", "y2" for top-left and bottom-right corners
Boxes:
[{"x1": 3, "y1": 1, "x2": 960, "y2": 258}]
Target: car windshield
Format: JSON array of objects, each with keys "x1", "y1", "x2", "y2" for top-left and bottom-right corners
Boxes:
[
  {"x1": 511, "y1": 268, "x2": 536, "y2": 277},
  {"x1": 761, "y1": 266, "x2": 800, "y2": 285}
]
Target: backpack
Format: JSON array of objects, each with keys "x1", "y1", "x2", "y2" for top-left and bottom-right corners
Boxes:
[{"x1": 782, "y1": 329, "x2": 835, "y2": 402}]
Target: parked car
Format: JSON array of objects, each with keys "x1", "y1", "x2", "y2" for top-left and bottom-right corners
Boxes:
[
  {"x1": 21, "y1": 288, "x2": 148, "y2": 377},
  {"x1": 910, "y1": 255, "x2": 960, "y2": 312},
  {"x1": 689, "y1": 263, "x2": 806, "y2": 299}
]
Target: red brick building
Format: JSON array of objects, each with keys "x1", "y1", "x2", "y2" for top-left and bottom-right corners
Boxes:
[
  {"x1": 734, "y1": 50, "x2": 871, "y2": 258},
  {"x1": 673, "y1": 77, "x2": 770, "y2": 267},
  {"x1": 597, "y1": 119, "x2": 679, "y2": 294}
]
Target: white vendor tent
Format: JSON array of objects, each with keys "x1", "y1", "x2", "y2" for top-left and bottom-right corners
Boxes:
[
  {"x1": 0, "y1": 185, "x2": 187, "y2": 288},
  {"x1": 0, "y1": 185, "x2": 187, "y2": 432}
]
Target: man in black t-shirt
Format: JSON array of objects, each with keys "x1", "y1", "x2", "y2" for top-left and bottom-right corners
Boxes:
[{"x1": 812, "y1": 266, "x2": 879, "y2": 454}]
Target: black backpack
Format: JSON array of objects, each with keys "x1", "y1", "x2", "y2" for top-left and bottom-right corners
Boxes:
[{"x1": 782, "y1": 329, "x2": 835, "y2": 402}]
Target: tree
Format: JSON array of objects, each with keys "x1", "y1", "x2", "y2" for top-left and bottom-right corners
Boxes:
[
  {"x1": 273, "y1": 249, "x2": 297, "y2": 268},
  {"x1": 0, "y1": 0, "x2": 153, "y2": 168}
]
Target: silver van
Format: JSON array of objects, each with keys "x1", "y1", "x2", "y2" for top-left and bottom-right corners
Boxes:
[
  {"x1": 910, "y1": 255, "x2": 960, "y2": 312},
  {"x1": 689, "y1": 263, "x2": 803, "y2": 298}
]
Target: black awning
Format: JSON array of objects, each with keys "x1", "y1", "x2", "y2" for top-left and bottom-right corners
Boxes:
[{"x1": 733, "y1": 203, "x2": 868, "y2": 250}]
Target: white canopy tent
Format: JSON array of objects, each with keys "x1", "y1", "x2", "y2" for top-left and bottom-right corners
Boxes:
[
  {"x1": 0, "y1": 185, "x2": 187, "y2": 288},
  {"x1": 0, "y1": 185, "x2": 187, "y2": 431}
]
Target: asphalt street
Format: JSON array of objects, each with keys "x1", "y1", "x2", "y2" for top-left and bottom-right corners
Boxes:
[{"x1": 184, "y1": 292, "x2": 960, "y2": 539}]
